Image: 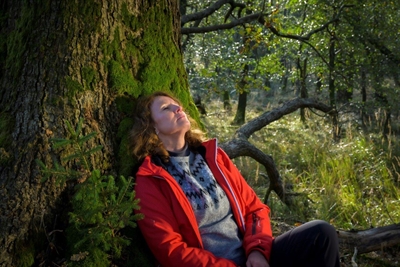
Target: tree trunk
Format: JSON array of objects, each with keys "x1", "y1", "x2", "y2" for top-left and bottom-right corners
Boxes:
[
  {"x1": 328, "y1": 34, "x2": 340, "y2": 141},
  {"x1": 297, "y1": 57, "x2": 308, "y2": 123},
  {"x1": 232, "y1": 64, "x2": 249, "y2": 125},
  {"x1": 223, "y1": 89, "x2": 232, "y2": 111},
  {"x1": 232, "y1": 90, "x2": 248, "y2": 125},
  {"x1": 0, "y1": 0, "x2": 190, "y2": 265},
  {"x1": 328, "y1": 38, "x2": 336, "y2": 99},
  {"x1": 360, "y1": 68, "x2": 367, "y2": 128}
]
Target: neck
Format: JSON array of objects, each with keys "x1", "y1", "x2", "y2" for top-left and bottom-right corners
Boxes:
[{"x1": 159, "y1": 134, "x2": 186, "y2": 153}]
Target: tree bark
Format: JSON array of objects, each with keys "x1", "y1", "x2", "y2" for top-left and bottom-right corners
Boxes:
[
  {"x1": 338, "y1": 224, "x2": 400, "y2": 254},
  {"x1": 231, "y1": 90, "x2": 248, "y2": 125},
  {"x1": 297, "y1": 56, "x2": 308, "y2": 123},
  {"x1": 231, "y1": 64, "x2": 249, "y2": 125},
  {"x1": 0, "y1": 0, "x2": 190, "y2": 265}
]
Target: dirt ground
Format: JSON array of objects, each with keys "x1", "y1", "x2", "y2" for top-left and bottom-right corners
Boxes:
[{"x1": 340, "y1": 246, "x2": 399, "y2": 267}]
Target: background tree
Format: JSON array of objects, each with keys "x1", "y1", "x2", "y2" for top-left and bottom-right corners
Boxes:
[{"x1": 182, "y1": 0, "x2": 400, "y2": 138}]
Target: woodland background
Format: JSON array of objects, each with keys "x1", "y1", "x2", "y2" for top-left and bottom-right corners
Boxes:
[{"x1": 0, "y1": 0, "x2": 399, "y2": 266}]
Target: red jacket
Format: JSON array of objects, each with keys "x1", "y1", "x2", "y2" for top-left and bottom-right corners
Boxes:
[{"x1": 134, "y1": 139, "x2": 273, "y2": 267}]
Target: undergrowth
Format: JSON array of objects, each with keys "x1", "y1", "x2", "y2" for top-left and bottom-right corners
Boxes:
[
  {"x1": 202, "y1": 98, "x2": 400, "y2": 266},
  {"x1": 202, "y1": 99, "x2": 400, "y2": 231}
]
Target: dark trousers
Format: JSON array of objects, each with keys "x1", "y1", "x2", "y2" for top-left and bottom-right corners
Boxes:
[{"x1": 269, "y1": 220, "x2": 340, "y2": 267}]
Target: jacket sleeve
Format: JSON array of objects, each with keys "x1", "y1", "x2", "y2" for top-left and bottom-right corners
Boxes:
[
  {"x1": 216, "y1": 148, "x2": 273, "y2": 262},
  {"x1": 134, "y1": 174, "x2": 238, "y2": 267}
]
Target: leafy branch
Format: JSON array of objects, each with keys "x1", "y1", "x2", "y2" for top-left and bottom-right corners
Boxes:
[
  {"x1": 36, "y1": 117, "x2": 102, "y2": 184},
  {"x1": 37, "y1": 118, "x2": 143, "y2": 266}
]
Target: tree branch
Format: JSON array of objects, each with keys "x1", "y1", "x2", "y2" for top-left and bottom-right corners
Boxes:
[
  {"x1": 367, "y1": 38, "x2": 400, "y2": 66},
  {"x1": 238, "y1": 97, "x2": 334, "y2": 139},
  {"x1": 220, "y1": 98, "x2": 335, "y2": 206},
  {"x1": 182, "y1": 2, "x2": 354, "y2": 40},
  {"x1": 182, "y1": 13, "x2": 264, "y2": 34},
  {"x1": 220, "y1": 137, "x2": 290, "y2": 206},
  {"x1": 181, "y1": 0, "x2": 245, "y2": 26},
  {"x1": 262, "y1": 4, "x2": 354, "y2": 41}
]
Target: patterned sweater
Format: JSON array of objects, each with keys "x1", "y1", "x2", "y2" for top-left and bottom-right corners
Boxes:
[{"x1": 167, "y1": 147, "x2": 246, "y2": 266}]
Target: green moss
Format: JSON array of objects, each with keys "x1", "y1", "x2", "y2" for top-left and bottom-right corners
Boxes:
[
  {"x1": 62, "y1": 67, "x2": 97, "y2": 100},
  {"x1": 0, "y1": 113, "x2": 14, "y2": 165},
  {"x1": 99, "y1": 27, "x2": 141, "y2": 97},
  {"x1": 102, "y1": 4, "x2": 191, "y2": 99},
  {"x1": 15, "y1": 228, "x2": 52, "y2": 267},
  {"x1": 0, "y1": 113, "x2": 13, "y2": 147},
  {"x1": 117, "y1": 118, "x2": 134, "y2": 140},
  {"x1": 0, "y1": 10, "x2": 8, "y2": 75},
  {"x1": 121, "y1": 3, "x2": 139, "y2": 30},
  {"x1": 108, "y1": 59, "x2": 140, "y2": 95},
  {"x1": 5, "y1": 3, "x2": 35, "y2": 79},
  {"x1": 115, "y1": 95, "x2": 136, "y2": 115},
  {"x1": 64, "y1": 0, "x2": 102, "y2": 36},
  {"x1": 81, "y1": 66, "x2": 97, "y2": 90},
  {"x1": 116, "y1": 117, "x2": 135, "y2": 176},
  {"x1": 3, "y1": 1, "x2": 54, "y2": 80},
  {"x1": 15, "y1": 241, "x2": 35, "y2": 267},
  {"x1": 48, "y1": 95, "x2": 63, "y2": 107},
  {"x1": 65, "y1": 76, "x2": 84, "y2": 100},
  {"x1": 118, "y1": 136, "x2": 135, "y2": 177}
]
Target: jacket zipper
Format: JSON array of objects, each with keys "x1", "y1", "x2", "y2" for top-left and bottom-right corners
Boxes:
[{"x1": 212, "y1": 141, "x2": 246, "y2": 231}]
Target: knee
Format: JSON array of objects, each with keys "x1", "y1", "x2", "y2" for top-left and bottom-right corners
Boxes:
[
  {"x1": 315, "y1": 220, "x2": 336, "y2": 234},
  {"x1": 311, "y1": 220, "x2": 338, "y2": 243}
]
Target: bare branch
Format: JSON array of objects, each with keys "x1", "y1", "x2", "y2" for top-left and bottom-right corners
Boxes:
[
  {"x1": 181, "y1": 0, "x2": 245, "y2": 26},
  {"x1": 220, "y1": 98, "x2": 335, "y2": 206},
  {"x1": 238, "y1": 97, "x2": 334, "y2": 139},
  {"x1": 182, "y1": 13, "x2": 264, "y2": 34},
  {"x1": 224, "y1": 1, "x2": 246, "y2": 22},
  {"x1": 220, "y1": 138, "x2": 290, "y2": 205},
  {"x1": 262, "y1": 4, "x2": 354, "y2": 41},
  {"x1": 182, "y1": 2, "x2": 354, "y2": 39}
]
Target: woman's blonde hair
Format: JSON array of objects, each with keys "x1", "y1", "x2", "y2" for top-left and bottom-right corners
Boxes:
[{"x1": 129, "y1": 91, "x2": 206, "y2": 162}]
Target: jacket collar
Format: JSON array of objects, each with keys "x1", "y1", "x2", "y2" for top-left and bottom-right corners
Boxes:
[{"x1": 137, "y1": 138, "x2": 219, "y2": 177}]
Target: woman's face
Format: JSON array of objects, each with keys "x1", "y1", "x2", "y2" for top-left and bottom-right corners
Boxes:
[{"x1": 150, "y1": 96, "x2": 191, "y2": 139}]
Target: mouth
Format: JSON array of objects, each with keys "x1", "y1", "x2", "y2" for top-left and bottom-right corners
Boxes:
[{"x1": 177, "y1": 114, "x2": 186, "y2": 120}]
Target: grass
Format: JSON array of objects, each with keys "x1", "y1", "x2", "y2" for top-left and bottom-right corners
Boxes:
[{"x1": 200, "y1": 97, "x2": 400, "y2": 266}]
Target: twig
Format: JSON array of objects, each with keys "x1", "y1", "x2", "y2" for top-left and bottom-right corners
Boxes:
[{"x1": 351, "y1": 247, "x2": 358, "y2": 267}]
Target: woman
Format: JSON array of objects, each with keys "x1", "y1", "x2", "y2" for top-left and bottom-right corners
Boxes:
[{"x1": 130, "y1": 91, "x2": 340, "y2": 267}]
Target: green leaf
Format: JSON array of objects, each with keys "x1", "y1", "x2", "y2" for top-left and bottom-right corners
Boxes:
[
  {"x1": 75, "y1": 117, "x2": 84, "y2": 136},
  {"x1": 78, "y1": 131, "x2": 98, "y2": 144},
  {"x1": 64, "y1": 119, "x2": 76, "y2": 137},
  {"x1": 51, "y1": 138, "x2": 73, "y2": 149}
]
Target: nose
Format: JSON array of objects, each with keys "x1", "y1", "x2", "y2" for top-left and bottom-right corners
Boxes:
[{"x1": 174, "y1": 104, "x2": 182, "y2": 113}]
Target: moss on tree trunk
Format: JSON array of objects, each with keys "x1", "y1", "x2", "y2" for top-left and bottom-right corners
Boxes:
[{"x1": 0, "y1": 0, "x2": 194, "y2": 265}]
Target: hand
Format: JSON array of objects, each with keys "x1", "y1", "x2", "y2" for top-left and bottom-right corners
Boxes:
[{"x1": 246, "y1": 250, "x2": 270, "y2": 267}]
